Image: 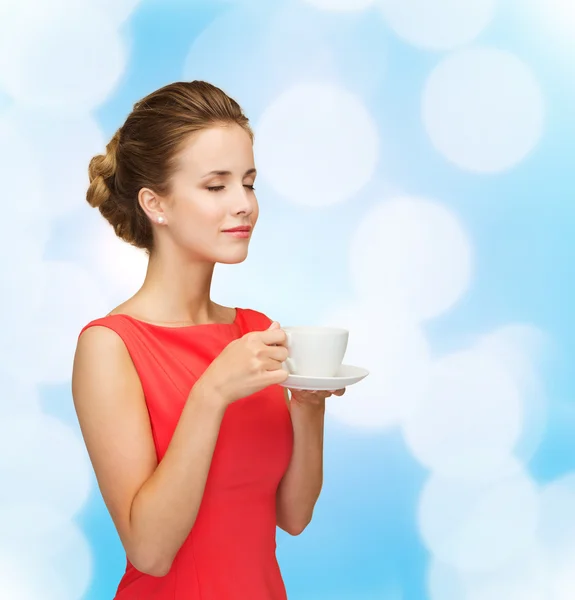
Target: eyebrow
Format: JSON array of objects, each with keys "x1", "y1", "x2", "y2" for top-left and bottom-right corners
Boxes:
[{"x1": 202, "y1": 168, "x2": 257, "y2": 178}]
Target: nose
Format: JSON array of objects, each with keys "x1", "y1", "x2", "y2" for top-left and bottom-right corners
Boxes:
[{"x1": 232, "y1": 185, "x2": 255, "y2": 216}]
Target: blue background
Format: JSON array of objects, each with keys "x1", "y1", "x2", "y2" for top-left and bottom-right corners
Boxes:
[{"x1": 0, "y1": 0, "x2": 573, "y2": 599}]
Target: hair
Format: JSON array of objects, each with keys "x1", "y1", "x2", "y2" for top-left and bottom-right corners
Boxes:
[{"x1": 86, "y1": 81, "x2": 253, "y2": 252}]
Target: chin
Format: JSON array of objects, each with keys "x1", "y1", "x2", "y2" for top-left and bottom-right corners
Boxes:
[{"x1": 216, "y1": 250, "x2": 250, "y2": 265}]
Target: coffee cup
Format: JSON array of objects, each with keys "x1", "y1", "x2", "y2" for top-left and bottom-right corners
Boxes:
[{"x1": 282, "y1": 326, "x2": 349, "y2": 377}]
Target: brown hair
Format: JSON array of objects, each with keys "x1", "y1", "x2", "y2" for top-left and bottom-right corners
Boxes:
[{"x1": 87, "y1": 81, "x2": 253, "y2": 252}]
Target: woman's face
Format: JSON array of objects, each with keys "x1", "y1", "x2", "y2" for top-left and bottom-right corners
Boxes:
[{"x1": 157, "y1": 123, "x2": 259, "y2": 264}]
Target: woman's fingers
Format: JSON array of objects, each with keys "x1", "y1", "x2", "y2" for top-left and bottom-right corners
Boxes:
[{"x1": 330, "y1": 388, "x2": 346, "y2": 396}]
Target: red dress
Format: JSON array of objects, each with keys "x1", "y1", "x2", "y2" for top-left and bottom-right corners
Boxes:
[{"x1": 80, "y1": 307, "x2": 294, "y2": 599}]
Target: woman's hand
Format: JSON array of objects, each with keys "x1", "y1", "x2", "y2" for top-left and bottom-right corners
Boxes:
[
  {"x1": 289, "y1": 388, "x2": 346, "y2": 408},
  {"x1": 197, "y1": 321, "x2": 289, "y2": 406}
]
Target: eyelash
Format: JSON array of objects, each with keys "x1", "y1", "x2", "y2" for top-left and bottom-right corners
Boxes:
[{"x1": 207, "y1": 185, "x2": 256, "y2": 192}]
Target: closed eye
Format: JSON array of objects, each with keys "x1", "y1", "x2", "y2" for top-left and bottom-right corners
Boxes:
[{"x1": 207, "y1": 185, "x2": 256, "y2": 192}]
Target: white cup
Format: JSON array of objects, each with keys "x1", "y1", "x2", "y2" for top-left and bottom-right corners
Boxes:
[{"x1": 282, "y1": 326, "x2": 349, "y2": 377}]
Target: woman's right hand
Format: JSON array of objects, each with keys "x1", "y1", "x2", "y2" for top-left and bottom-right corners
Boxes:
[{"x1": 196, "y1": 321, "x2": 290, "y2": 407}]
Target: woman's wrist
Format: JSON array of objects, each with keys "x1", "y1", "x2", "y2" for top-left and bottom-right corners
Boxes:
[
  {"x1": 189, "y1": 379, "x2": 229, "y2": 416},
  {"x1": 289, "y1": 394, "x2": 326, "y2": 415}
]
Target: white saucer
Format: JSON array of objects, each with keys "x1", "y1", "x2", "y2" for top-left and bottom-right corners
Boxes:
[{"x1": 280, "y1": 364, "x2": 369, "y2": 391}]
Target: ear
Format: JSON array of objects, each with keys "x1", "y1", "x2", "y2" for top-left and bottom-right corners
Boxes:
[{"x1": 138, "y1": 187, "x2": 167, "y2": 225}]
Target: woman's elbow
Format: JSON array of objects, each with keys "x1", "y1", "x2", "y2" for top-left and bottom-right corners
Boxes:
[
  {"x1": 286, "y1": 523, "x2": 306, "y2": 536},
  {"x1": 142, "y1": 561, "x2": 172, "y2": 578},
  {"x1": 129, "y1": 546, "x2": 174, "y2": 578},
  {"x1": 279, "y1": 517, "x2": 311, "y2": 536}
]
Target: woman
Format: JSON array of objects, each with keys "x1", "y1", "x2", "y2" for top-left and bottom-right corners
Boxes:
[{"x1": 72, "y1": 80, "x2": 344, "y2": 599}]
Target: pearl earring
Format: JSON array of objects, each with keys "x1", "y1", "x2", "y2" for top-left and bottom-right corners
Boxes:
[{"x1": 157, "y1": 216, "x2": 165, "y2": 224}]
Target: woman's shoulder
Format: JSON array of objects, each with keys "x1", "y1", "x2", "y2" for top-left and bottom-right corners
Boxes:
[
  {"x1": 237, "y1": 306, "x2": 275, "y2": 330},
  {"x1": 78, "y1": 313, "x2": 130, "y2": 339}
]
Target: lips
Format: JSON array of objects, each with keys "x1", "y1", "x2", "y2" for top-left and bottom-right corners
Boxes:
[{"x1": 222, "y1": 226, "x2": 252, "y2": 232}]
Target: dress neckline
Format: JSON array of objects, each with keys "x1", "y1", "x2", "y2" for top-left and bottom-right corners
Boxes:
[{"x1": 108, "y1": 307, "x2": 241, "y2": 331}]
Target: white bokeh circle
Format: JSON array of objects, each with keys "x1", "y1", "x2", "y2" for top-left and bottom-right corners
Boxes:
[
  {"x1": 0, "y1": 112, "x2": 45, "y2": 218},
  {"x1": 320, "y1": 303, "x2": 430, "y2": 429},
  {"x1": 537, "y1": 474, "x2": 575, "y2": 566},
  {"x1": 1, "y1": 107, "x2": 106, "y2": 218},
  {"x1": 476, "y1": 324, "x2": 549, "y2": 463},
  {"x1": 476, "y1": 324, "x2": 548, "y2": 380},
  {"x1": 418, "y1": 465, "x2": 540, "y2": 572},
  {"x1": 0, "y1": 504, "x2": 93, "y2": 600},
  {"x1": 0, "y1": 0, "x2": 127, "y2": 112},
  {"x1": 0, "y1": 414, "x2": 93, "y2": 518},
  {"x1": 0, "y1": 376, "x2": 42, "y2": 417},
  {"x1": 94, "y1": 0, "x2": 143, "y2": 24},
  {"x1": 85, "y1": 220, "x2": 149, "y2": 306},
  {"x1": 0, "y1": 257, "x2": 50, "y2": 375},
  {"x1": 4, "y1": 261, "x2": 109, "y2": 384},
  {"x1": 183, "y1": 6, "x2": 283, "y2": 119},
  {"x1": 403, "y1": 348, "x2": 523, "y2": 481},
  {"x1": 551, "y1": 557, "x2": 575, "y2": 600},
  {"x1": 349, "y1": 197, "x2": 472, "y2": 321},
  {"x1": 430, "y1": 550, "x2": 550, "y2": 600},
  {"x1": 380, "y1": 0, "x2": 497, "y2": 50},
  {"x1": 427, "y1": 559, "x2": 466, "y2": 600},
  {"x1": 183, "y1": 4, "x2": 387, "y2": 117},
  {"x1": 0, "y1": 113, "x2": 50, "y2": 345},
  {"x1": 0, "y1": 111, "x2": 49, "y2": 264},
  {"x1": 0, "y1": 554, "x2": 43, "y2": 600},
  {"x1": 255, "y1": 83, "x2": 379, "y2": 206},
  {"x1": 466, "y1": 578, "x2": 548, "y2": 600},
  {"x1": 423, "y1": 47, "x2": 545, "y2": 173},
  {"x1": 303, "y1": 0, "x2": 376, "y2": 11},
  {"x1": 526, "y1": 0, "x2": 575, "y2": 49}
]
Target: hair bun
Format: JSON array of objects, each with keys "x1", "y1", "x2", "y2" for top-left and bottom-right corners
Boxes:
[{"x1": 86, "y1": 131, "x2": 120, "y2": 208}]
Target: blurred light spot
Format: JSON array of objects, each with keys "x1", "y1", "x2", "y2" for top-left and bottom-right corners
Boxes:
[
  {"x1": 1, "y1": 107, "x2": 106, "y2": 218},
  {"x1": 0, "y1": 376, "x2": 41, "y2": 417},
  {"x1": 403, "y1": 348, "x2": 523, "y2": 481},
  {"x1": 183, "y1": 6, "x2": 282, "y2": 119},
  {"x1": 466, "y1": 578, "x2": 548, "y2": 600},
  {"x1": 0, "y1": 554, "x2": 41, "y2": 600},
  {"x1": 0, "y1": 112, "x2": 53, "y2": 347},
  {"x1": 427, "y1": 559, "x2": 466, "y2": 600},
  {"x1": 321, "y1": 303, "x2": 430, "y2": 429},
  {"x1": 256, "y1": 83, "x2": 379, "y2": 206},
  {"x1": 436, "y1": 549, "x2": 549, "y2": 600},
  {"x1": 0, "y1": 415, "x2": 92, "y2": 518},
  {"x1": 423, "y1": 47, "x2": 544, "y2": 173},
  {"x1": 551, "y1": 556, "x2": 575, "y2": 600},
  {"x1": 476, "y1": 324, "x2": 549, "y2": 463},
  {"x1": 0, "y1": 503, "x2": 93, "y2": 600},
  {"x1": 476, "y1": 324, "x2": 548, "y2": 377},
  {"x1": 526, "y1": 0, "x2": 575, "y2": 50},
  {"x1": 4, "y1": 261, "x2": 108, "y2": 384},
  {"x1": 418, "y1": 465, "x2": 539, "y2": 572},
  {"x1": 0, "y1": 0, "x2": 127, "y2": 113},
  {"x1": 183, "y1": 4, "x2": 386, "y2": 117},
  {"x1": 85, "y1": 221, "x2": 148, "y2": 307},
  {"x1": 303, "y1": 0, "x2": 375, "y2": 11},
  {"x1": 349, "y1": 197, "x2": 472, "y2": 321},
  {"x1": 0, "y1": 112, "x2": 45, "y2": 219},
  {"x1": 379, "y1": 0, "x2": 496, "y2": 50},
  {"x1": 93, "y1": 0, "x2": 143, "y2": 24},
  {"x1": 538, "y1": 474, "x2": 575, "y2": 564}
]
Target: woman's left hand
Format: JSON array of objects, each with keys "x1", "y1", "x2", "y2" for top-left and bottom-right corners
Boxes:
[{"x1": 288, "y1": 388, "x2": 346, "y2": 407}]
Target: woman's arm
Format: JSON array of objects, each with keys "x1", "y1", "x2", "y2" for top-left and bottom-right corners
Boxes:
[
  {"x1": 275, "y1": 389, "x2": 326, "y2": 535},
  {"x1": 72, "y1": 326, "x2": 226, "y2": 577}
]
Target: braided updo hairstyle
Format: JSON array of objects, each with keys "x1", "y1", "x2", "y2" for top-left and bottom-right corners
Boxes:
[{"x1": 86, "y1": 81, "x2": 253, "y2": 253}]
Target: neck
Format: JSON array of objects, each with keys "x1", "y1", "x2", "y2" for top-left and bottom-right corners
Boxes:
[{"x1": 135, "y1": 247, "x2": 218, "y2": 324}]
